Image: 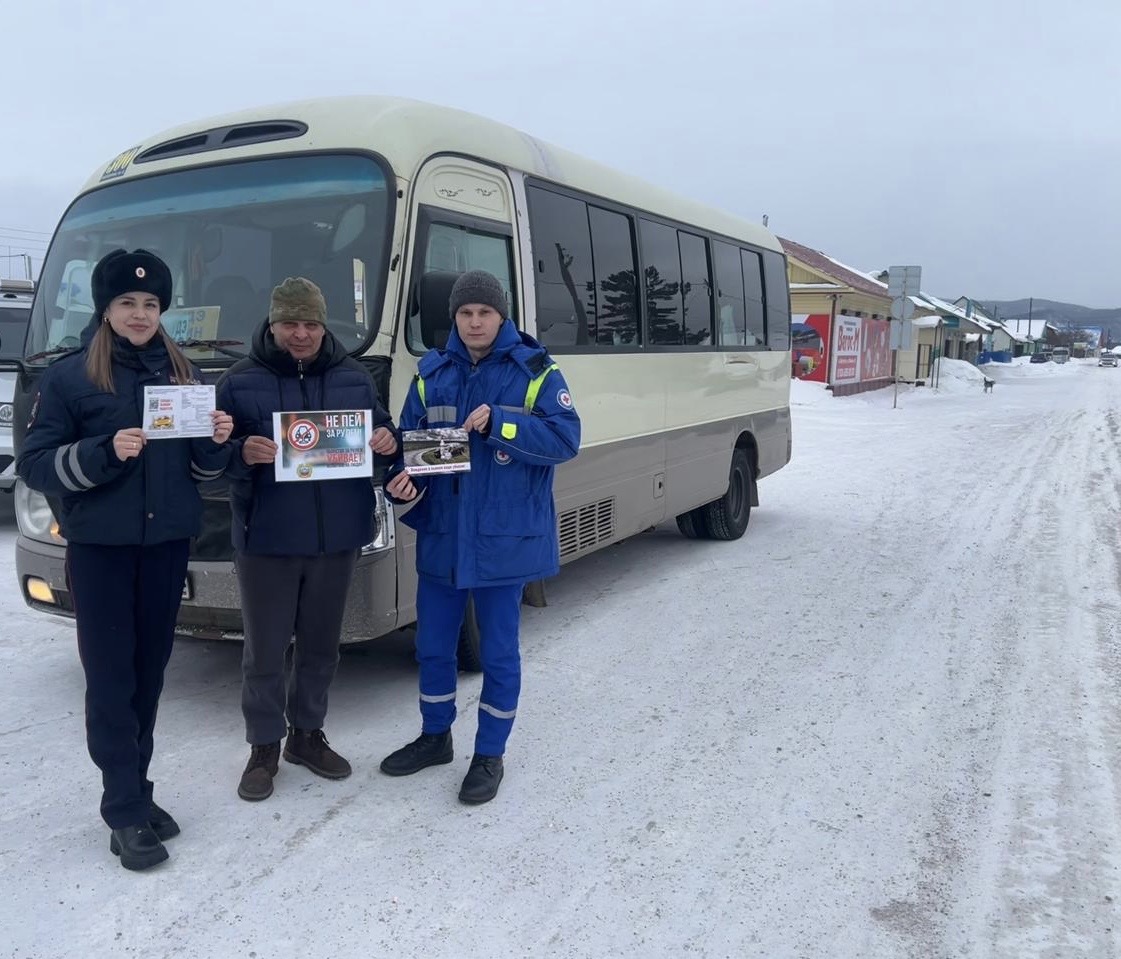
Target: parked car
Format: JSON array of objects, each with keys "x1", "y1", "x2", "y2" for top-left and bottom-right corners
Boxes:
[
  {"x1": 1029, "y1": 353, "x2": 1050, "y2": 364},
  {"x1": 1051, "y1": 347, "x2": 1071, "y2": 364},
  {"x1": 1099, "y1": 352, "x2": 1118, "y2": 367},
  {"x1": 0, "y1": 279, "x2": 34, "y2": 492}
]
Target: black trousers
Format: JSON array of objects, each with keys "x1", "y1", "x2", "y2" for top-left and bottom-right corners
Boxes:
[
  {"x1": 66, "y1": 539, "x2": 189, "y2": 829},
  {"x1": 236, "y1": 550, "x2": 357, "y2": 745}
]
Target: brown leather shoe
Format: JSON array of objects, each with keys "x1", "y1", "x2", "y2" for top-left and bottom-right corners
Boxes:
[
  {"x1": 238, "y1": 742, "x2": 280, "y2": 801},
  {"x1": 283, "y1": 728, "x2": 352, "y2": 780}
]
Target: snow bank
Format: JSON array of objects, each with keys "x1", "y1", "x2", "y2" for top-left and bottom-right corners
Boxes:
[
  {"x1": 931, "y1": 357, "x2": 987, "y2": 392},
  {"x1": 790, "y1": 378, "x2": 832, "y2": 406}
]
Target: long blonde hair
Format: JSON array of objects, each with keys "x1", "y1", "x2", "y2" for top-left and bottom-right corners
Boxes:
[{"x1": 85, "y1": 321, "x2": 195, "y2": 393}]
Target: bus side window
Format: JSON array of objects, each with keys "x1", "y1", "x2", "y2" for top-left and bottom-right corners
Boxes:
[
  {"x1": 741, "y1": 249, "x2": 765, "y2": 347},
  {"x1": 712, "y1": 240, "x2": 745, "y2": 347},
  {"x1": 762, "y1": 250, "x2": 791, "y2": 351}
]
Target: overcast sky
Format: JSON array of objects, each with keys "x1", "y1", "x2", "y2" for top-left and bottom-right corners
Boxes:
[{"x1": 3, "y1": 0, "x2": 1118, "y2": 307}]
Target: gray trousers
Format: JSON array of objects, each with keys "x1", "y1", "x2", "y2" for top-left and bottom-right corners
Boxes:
[{"x1": 237, "y1": 550, "x2": 358, "y2": 745}]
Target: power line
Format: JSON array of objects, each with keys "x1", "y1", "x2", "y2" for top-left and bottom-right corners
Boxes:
[{"x1": 0, "y1": 225, "x2": 52, "y2": 237}]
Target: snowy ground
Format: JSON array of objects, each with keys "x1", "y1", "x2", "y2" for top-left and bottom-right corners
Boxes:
[{"x1": 2, "y1": 356, "x2": 1119, "y2": 958}]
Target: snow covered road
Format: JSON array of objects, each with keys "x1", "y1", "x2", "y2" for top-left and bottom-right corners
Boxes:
[{"x1": 2, "y1": 358, "x2": 1119, "y2": 958}]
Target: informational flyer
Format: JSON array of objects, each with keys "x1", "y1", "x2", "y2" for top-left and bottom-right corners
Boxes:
[
  {"x1": 273, "y1": 409, "x2": 373, "y2": 482},
  {"x1": 402, "y1": 428, "x2": 471, "y2": 476},
  {"x1": 143, "y1": 385, "x2": 216, "y2": 439}
]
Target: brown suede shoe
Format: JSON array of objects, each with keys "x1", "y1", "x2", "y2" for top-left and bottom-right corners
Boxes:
[
  {"x1": 238, "y1": 742, "x2": 280, "y2": 801},
  {"x1": 283, "y1": 728, "x2": 352, "y2": 780}
]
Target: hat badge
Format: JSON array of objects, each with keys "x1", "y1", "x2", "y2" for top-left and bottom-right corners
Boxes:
[{"x1": 135, "y1": 266, "x2": 146, "y2": 279}]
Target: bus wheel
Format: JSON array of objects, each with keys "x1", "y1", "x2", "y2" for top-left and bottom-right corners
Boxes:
[
  {"x1": 457, "y1": 594, "x2": 484, "y2": 673},
  {"x1": 701, "y1": 448, "x2": 752, "y2": 541},
  {"x1": 675, "y1": 507, "x2": 709, "y2": 539}
]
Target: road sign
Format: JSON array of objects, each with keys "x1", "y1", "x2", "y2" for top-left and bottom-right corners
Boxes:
[
  {"x1": 890, "y1": 318, "x2": 913, "y2": 350},
  {"x1": 891, "y1": 297, "x2": 915, "y2": 321},
  {"x1": 887, "y1": 265, "x2": 922, "y2": 298}
]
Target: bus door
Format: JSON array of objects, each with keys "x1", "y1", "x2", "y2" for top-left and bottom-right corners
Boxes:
[{"x1": 392, "y1": 156, "x2": 521, "y2": 626}]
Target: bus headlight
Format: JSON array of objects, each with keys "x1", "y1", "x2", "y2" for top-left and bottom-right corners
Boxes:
[
  {"x1": 360, "y1": 487, "x2": 395, "y2": 555},
  {"x1": 15, "y1": 480, "x2": 65, "y2": 545},
  {"x1": 0, "y1": 403, "x2": 13, "y2": 426}
]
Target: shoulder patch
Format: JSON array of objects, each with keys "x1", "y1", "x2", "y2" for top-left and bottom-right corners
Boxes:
[{"x1": 557, "y1": 388, "x2": 573, "y2": 409}]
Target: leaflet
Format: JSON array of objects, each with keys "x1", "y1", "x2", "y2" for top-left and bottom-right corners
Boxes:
[
  {"x1": 402, "y1": 428, "x2": 471, "y2": 476},
  {"x1": 143, "y1": 385, "x2": 216, "y2": 439},
  {"x1": 273, "y1": 409, "x2": 374, "y2": 482}
]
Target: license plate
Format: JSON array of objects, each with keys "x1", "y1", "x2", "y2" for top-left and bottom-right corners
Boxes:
[{"x1": 182, "y1": 575, "x2": 193, "y2": 601}]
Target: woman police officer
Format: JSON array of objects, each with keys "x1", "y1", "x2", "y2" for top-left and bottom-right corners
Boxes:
[{"x1": 17, "y1": 249, "x2": 233, "y2": 871}]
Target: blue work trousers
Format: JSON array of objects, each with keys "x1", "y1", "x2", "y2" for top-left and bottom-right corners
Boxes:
[{"x1": 416, "y1": 575, "x2": 523, "y2": 756}]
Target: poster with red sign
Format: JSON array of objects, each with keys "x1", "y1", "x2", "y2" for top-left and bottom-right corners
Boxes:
[
  {"x1": 861, "y1": 318, "x2": 892, "y2": 381},
  {"x1": 792, "y1": 313, "x2": 830, "y2": 382},
  {"x1": 832, "y1": 316, "x2": 861, "y2": 384}
]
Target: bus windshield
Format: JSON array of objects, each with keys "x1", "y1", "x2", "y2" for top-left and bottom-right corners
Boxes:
[{"x1": 25, "y1": 154, "x2": 393, "y2": 366}]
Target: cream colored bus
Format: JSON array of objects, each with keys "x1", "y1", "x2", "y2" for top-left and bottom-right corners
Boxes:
[{"x1": 14, "y1": 96, "x2": 791, "y2": 666}]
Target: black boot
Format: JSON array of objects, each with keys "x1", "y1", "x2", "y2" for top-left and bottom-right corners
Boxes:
[
  {"x1": 379, "y1": 731, "x2": 453, "y2": 776},
  {"x1": 148, "y1": 802, "x2": 180, "y2": 841},
  {"x1": 109, "y1": 824, "x2": 169, "y2": 871},
  {"x1": 458, "y1": 754, "x2": 504, "y2": 805}
]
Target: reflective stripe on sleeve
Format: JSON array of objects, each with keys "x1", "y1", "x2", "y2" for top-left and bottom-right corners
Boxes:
[
  {"x1": 479, "y1": 702, "x2": 517, "y2": 720},
  {"x1": 417, "y1": 376, "x2": 426, "y2": 406},
  {"x1": 67, "y1": 443, "x2": 94, "y2": 489},
  {"x1": 420, "y1": 692, "x2": 456, "y2": 704},
  {"x1": 54, "y1": 443, "x2": 93, "y2": 492}
]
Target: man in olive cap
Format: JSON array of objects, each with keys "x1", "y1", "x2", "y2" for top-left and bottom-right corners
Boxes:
[{"x1": 217, "y1": 276, "x2": 399, "y2": 802}]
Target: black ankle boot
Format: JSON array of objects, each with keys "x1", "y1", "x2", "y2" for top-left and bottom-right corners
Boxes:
[
  {"x1": 148, "y1": 802, "x2": 180, "y2": 841},
  {"x1": 109, "y1": 824, "x2": 169, "y2": 871},
  {"x1": 379, "y1": 731, "x2": 453, "y2": 776},
  {"x1": 458, "y1": 754, "x2": 504, "y2": 805}
]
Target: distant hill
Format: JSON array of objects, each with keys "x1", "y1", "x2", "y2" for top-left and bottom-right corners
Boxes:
[{"x1": 979, "y1": 299, "x2": 1121, "y2": 337}]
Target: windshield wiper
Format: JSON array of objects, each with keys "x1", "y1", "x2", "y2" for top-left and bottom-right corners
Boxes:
[
  {"x1": 23, "y1": 345, "x2": 79, "y2": 363},
  {"x1": 175, "y1": 338, "x2": 246, "y2": 359}
]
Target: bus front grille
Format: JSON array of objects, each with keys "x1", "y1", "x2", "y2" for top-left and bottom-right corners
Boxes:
[{"x1": 558, "y1": 498, "x2": 615, "y2": 560}]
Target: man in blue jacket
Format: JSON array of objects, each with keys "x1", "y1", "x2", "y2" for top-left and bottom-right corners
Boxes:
[
  {"x1": 381, "y1": 270, "x2": 580, "y2": 804},
  {"x1": 217, "y1": 277, "x2": 398, "y2": 802}
]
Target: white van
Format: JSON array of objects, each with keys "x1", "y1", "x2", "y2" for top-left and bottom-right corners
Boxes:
[
  {"x1": 0, "y1": 280, "x2": 34, "y2": 491},
  {"x1": 1051, "y1": 346, "x2": 1070, "y2": 364}
]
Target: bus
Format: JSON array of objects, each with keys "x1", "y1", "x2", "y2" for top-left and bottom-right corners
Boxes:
[{"x1": 13, "y1": 96, "x2": 792, "y2": 667}]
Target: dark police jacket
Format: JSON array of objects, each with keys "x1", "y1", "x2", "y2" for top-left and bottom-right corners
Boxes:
[
  {"x1": 217, "y1": 320, "x2": 394, "y2": 557},
  {"x1": 17, "y1": 328, "x2": 231, "y2": 546}
]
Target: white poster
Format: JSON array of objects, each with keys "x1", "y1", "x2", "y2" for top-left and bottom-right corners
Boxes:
[{"x1": 142, "y1": 385, "x2": 216, "y2": 439}]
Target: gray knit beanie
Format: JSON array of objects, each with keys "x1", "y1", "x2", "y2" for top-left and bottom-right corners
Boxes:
[
  {"x1": 448, "y1": 270, "x2": 508, "y2": 319},
  {"x1": 269, "y1": 276, "x2": 327, "y2": 326}
]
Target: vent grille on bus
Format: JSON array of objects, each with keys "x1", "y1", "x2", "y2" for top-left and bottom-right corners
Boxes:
[
  {"x1": 558, "y1": 498, "x2": 615, "y2": 560},
  {"x1": 135, "y1": 120, "x2": 308, "y2": 164}
]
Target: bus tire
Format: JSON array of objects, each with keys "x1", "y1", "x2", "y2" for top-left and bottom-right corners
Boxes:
[
  {"x1": 700, "y1": 448, "x2": 752, "y2": 541},
  {"x1": 675, "y1": 507, "x2": 709, "y2": 539},
  {"x1": 457, "y1": 594, "x2": 484, "y2": 673}
]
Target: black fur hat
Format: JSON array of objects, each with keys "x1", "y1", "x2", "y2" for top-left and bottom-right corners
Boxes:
[{"x1": 91, "y1": 248, "x2": 173, "y2": 317}]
